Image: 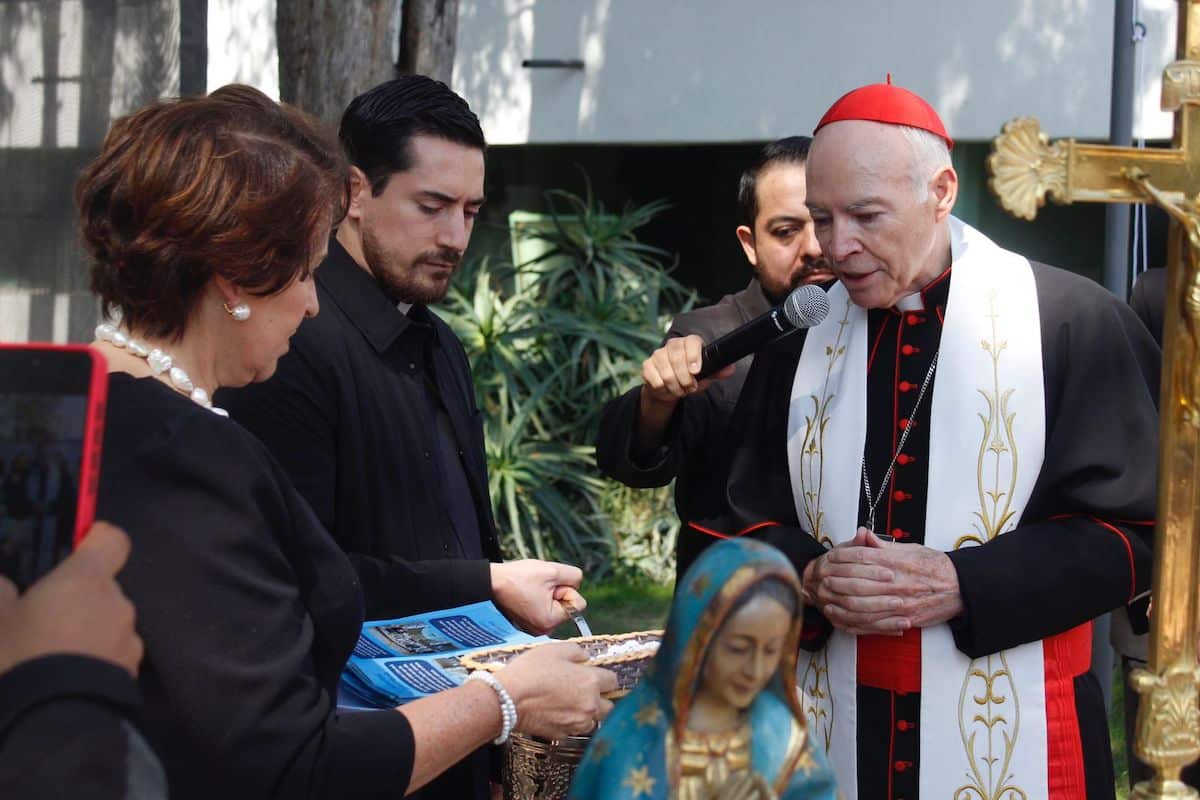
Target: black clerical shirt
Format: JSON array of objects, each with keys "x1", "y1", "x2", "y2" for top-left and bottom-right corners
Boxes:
[
  {"x1": 218, "y1": 238, "x2": 501, "y2": 617},
  {"x1": 219, "y1": 240, "x2": 500, "y2": 800}
]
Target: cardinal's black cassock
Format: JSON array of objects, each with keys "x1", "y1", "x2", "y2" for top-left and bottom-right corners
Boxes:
[{"x1": 689, "y1": 219, "x2": 1158, "y2": 800}]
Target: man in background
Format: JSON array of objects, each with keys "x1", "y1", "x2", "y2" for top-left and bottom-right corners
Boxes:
[{"x1": 595, "y1": 137, "x2": 831, "y2": 580}]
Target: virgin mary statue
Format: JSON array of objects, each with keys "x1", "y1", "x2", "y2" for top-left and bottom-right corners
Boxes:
[{"x1": 569, "y1": 538, "x2": 837, "y2": 799}]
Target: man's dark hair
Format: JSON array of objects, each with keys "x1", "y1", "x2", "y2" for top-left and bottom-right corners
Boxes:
[
  {"x1": 737, "y1": 136, "x2": 812, "y2": 228},
  {"x1": 339, "y1": 75, "x2": 486, "y2": 197}
]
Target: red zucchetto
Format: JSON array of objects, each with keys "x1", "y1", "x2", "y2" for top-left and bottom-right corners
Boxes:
[{"x1": 814, "y1": 80, "x2": 953, "y2": 149}]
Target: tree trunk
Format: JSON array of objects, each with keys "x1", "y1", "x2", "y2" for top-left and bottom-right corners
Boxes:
[
  {"x1": 397, "y1": 0, "x2": 458, "y2": 86},
  {"x1": 179, "y1": 0, "x2": 208, "y2": 97},
  {"x1": 276, "y1": 0, "x2": 398, "y2": 123},
  {"x1": 78, "y1": 0, "x2": 115, "y2": 146},
  {"x1": 40, "y1": 0, "x2": 61, "y2": 147}
]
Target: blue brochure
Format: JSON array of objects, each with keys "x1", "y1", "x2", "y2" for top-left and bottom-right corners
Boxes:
[{"x1": 339, "y1": 600, "x2": 547, "y2": 708}]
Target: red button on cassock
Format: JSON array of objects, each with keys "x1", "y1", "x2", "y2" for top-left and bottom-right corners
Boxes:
[
  {"x1": 906, "y1": 314, "x2": 922, "y2": 325},
  {"x1": 896, "y1": 454, "x2": 915, "y2": 465},
  {"x1": 891, "y1": 528, "x2": 910, "y2": 540},
  {"x1": 893, "y1": 490, "x2": 912, "y2": 502},
  {"x1": 898, "y1": 381, "x2": 913, "y2": 392},
  {"x1": 901, "y1": 344, "x2": 919, "y2": 356}
]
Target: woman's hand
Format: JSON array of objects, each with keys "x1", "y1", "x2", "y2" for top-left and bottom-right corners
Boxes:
[{"x1": 496, "y1": 642, "x2": 617, "y2": 739}]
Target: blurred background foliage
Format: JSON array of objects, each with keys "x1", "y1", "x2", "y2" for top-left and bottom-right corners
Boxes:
[{"x1": 440, "y1": 186, "x2": 696, "y2": 583}]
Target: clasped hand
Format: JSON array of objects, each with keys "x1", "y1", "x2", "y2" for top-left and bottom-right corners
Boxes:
[{"x1": 801, "y1": 527, "x2": 963, "y2": 636}]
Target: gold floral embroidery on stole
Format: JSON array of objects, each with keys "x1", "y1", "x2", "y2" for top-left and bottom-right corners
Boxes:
[
  {"x1": 957, "y1": 291, "x2": 1020, "y2": 550},
  {"x1": 798, "y1": 298, "x2": 853, "y2": 549},
  {"x1": 955, "y1": 291, "x2": 1027, "y2": 800},
  {"x1": 798, "y1": 651, "x2": 833, "y2": 755},
  {"x1": 796, "y1": 298, "x2": 853, "y2": 754}
]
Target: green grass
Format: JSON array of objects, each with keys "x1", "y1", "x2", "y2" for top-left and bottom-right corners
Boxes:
[
  {"x1": 1112, "y1": 667, "x2": 1129, "y2": 800},
  {"x1": 560, "y1": 575, "x2": 674, "y2": 637}
]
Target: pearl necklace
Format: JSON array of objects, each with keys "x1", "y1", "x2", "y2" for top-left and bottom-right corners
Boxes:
[{"x1": 94, "y1": 322, "x2": 228, "y2": 417}]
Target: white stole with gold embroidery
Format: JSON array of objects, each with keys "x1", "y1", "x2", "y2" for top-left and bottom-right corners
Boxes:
[{"x1": 788, "y1": 217, "x2": 1048, "y2": 800}]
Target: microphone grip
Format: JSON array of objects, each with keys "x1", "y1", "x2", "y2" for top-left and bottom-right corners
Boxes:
[
  {"x1": 697, "y1": 341, "x2": 747, "y2": 380},
  {"x1": 696, "y1": 309, "x2": 791, "y2": 380}
]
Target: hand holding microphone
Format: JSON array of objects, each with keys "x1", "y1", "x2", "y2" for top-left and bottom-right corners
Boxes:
[
  {"x1": 640, "y1": 284, "x2": 831, "y2": 408},
  {"x1": 639, "y1": 335, "x2": 726, "y2": 408},
  {"x1": 697, "y1": 283, "x2": 831, "y2": 379}
]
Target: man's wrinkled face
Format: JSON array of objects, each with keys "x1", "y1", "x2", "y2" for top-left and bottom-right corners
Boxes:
[
  {"x1": 356, "y1": 134, "x2": 485, "y2": 305},
  {"x1": 738, "y1": 163, "x2": 832, "y2": 302},
  {"x1": 805, "y1": 121, "x2": 946, "y2": 309}
]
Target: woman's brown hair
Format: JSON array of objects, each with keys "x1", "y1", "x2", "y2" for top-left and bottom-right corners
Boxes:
[{"x1": 77, "y1": 84, "x2": 350, "y2": 340}]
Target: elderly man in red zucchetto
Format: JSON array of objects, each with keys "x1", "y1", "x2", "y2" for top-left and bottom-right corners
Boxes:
[{"x1": 694, "y1": 79, "x2": 1160, "y2": 800}]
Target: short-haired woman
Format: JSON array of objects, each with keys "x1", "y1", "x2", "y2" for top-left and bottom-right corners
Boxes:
[{"x1": 83, "y1": 85, "x2": 614, "y2": 799}]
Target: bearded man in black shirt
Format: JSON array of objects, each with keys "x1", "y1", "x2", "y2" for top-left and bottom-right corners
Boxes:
[
  {"x1": 595, "y1": 137, "x2": 832, "y2": 581},
  {"x1": 220, "y1": 77, "x2": 589, "y2": 800}
]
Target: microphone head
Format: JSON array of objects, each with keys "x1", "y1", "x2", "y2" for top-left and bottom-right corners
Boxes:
[{"x1": 782, "y1": 284, "x2": 831, "y2": 329}]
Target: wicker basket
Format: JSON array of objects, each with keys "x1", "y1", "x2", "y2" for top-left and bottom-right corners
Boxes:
[
  {"x1": 459, "y1": 630, "x2": 662, "y2": 698},
  {"x1": 461, "y1": 631, "x2": 663, "y2": 800}
]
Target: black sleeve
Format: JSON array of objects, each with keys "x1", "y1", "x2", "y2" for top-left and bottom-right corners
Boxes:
[
  {"x1": 109, "y1": 418, "x2": 415, "y2": 798},
  {"x1": 594, "y1": 323, "x2": 722, "y2": 491},
  {"x1": 698, "y1": 330, "x2": 822, "y2": 572},
  {"x1": 946, "y1": 290, "x2": 1159, "y2": 658},
  {"x1": 223, "y1": 338, "x2": 493, "y2": 618},
  {"x1": 687, "y1": 330, "x2": 836, "y2": 646},
  {"x1": 1129, "y1": 268, "x2": 1165, "y2": 348},
  {"x1": 0, "y1": 654, "x2": 163, "y2": 800},
  {"x1": 1128, "y1": 273, "x2": 1153, "y2": 336},
  {"x1": 349, "y1": 553, "x2": 492, "y2": 620},
  {"x1": 594, "y1": 386, "x2": 712, "y2": 489}
]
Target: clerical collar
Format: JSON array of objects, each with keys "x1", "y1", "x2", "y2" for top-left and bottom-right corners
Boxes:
[
  {"x1": 890, "y1": 266, "x2": 954, "y2": 313},
  {"x1": 397, "y1": 301, "x2": 413, "y2": 315},
  {"x1": 317, "y1": 237, "x2": 432, "y2": 353}
]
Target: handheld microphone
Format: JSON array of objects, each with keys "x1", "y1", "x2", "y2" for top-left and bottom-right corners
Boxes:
[{"x1": 697, "y1": 284, "x2": 831, "y2": 379}]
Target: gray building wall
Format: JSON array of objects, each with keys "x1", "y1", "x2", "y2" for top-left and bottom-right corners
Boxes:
[{"x1": 0, "y1": 0, "x2": 181, "y2": 344}]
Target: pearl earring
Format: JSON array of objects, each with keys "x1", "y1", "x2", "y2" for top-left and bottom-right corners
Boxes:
[{"x1": 223, "y1": 302, "x2": 251, "y2": 322}]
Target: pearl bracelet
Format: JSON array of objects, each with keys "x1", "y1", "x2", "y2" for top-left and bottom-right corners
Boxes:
[{"x1": 466, "y1": 671, "x2": 518, "y2": 745}]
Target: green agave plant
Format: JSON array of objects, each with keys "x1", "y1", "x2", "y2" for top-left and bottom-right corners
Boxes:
[{"x1": 440, "y1": 187, "x2": 695, "y2": 581}]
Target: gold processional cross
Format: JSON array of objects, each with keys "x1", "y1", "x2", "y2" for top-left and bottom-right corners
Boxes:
[{"x1": 988, "y1": 2, "x2": 1200, "y2": 798}]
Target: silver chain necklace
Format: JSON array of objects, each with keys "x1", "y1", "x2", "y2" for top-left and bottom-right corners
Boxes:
[{"x1": 861, "y1": 349, "x2": 939, "y2": 535}]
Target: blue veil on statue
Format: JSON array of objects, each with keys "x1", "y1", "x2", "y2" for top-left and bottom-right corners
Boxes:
[{"x1": 569, "y1": 538, "x2": 837, "y2": 800}]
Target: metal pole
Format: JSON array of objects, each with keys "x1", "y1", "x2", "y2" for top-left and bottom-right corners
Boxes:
[
  {"x1": 179, "y1": 0, "x2": 208, "y2": 96},
  {"x1": 1090, "y1": 0, "x2": 1138, "y2": 717},
  {"x1": 1106, "y1": 0, "x2": 1136, "y2": 298}
]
